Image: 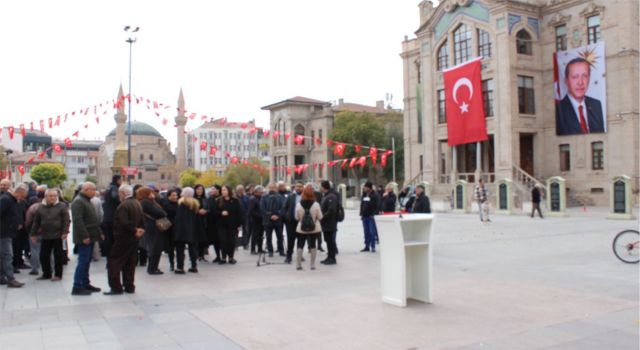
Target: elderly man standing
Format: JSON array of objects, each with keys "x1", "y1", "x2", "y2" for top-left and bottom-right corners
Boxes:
[
  {"x1": 71, "y1": 182, "x2": 103, "y2": 296},
  {"x1": 105, "y1": 185, "x2": 144, "y2": 295},
  {"x1": 30, "y1": 189, "x2": 70, "y2": 281},
  {"x1": 0, "y1": 179, "x2": 11, "y2": 195},
  {"x1": 0, "y1": 184, "x2": 27, "y2": 288}
]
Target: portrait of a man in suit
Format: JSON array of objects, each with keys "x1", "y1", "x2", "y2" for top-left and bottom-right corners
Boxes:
[{"x1": 556, "y1": 57, "x2": 605, "y2": 136}]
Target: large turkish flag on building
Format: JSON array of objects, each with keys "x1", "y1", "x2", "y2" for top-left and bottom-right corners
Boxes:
[{"x1": 444, "y1": 57, "x2": 488, "y2": 146}]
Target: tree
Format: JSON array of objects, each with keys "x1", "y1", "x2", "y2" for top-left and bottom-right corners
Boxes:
[
  {"x1": 197, "y1": 170, "x2": 223, "y2": 188},
  {"x1": 222, "y1": 158, "x2": 268, "y2": 188},
  {"x1": 30, "y1": 163, "x2": 67, "y2": 188},
  {"x1": 179, "y1": 168, "x2": 201, "y2": 187},
  {"x1": 383, "y1": 124, "x2": 404, "y2": 183}
]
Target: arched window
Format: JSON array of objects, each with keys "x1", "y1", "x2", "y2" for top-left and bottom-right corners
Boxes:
[
  {"x1": 149, "y1": 154, "x2": 154, "y2": 161},
  {"x1": 516, "y1": 29, "x2": 532, "y2": 55},
  {"x1": 453, "y1": 24, "x2": 472, "y2": 65},
  {"x1": 437, "y1": 41, "x2": 449, "y2": 71},
  {"x1": 294, "y1": 124, "x2": 305, "y2": 136},
  {"x1": 139, "y1": 154, "x2": 144, "y2": 162},
  {"x1": 477, "y1": 28, "x2": 491, "y2": 58}
]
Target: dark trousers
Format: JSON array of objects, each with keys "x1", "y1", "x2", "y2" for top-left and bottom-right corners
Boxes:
[
  {"x1": 107, "y1": 240, "x2": 137, "y2": 292},
  {"x1": 297, "y1": 233, "x2": 319, "y2": 250},
  {"x1": 12, "y1": 230, "x2": 28, "y2": 267},
  {"x1": 100, "y1": 222, "x2": 114, "y2": 258},
  {"x1": 138, "y1": 248, "x2": 147, "y2": 266},
  {"x1": 285, "y1": 221, "x2": 298, "y2": 258},
  {"x1": 165, "y1": 246, "x2": 175, "y2": 269},
  {"x1": 322, "y1": 231, "x2": 337, "y2": 260},
  {"x1": 250, "y1": 223, "x2": 264, "y2": 252},
  {"x1": 241, "y1": 220, "x2": 251, "y2": 247},
  {"x1": 219, "y1": 228, "x2": 237, "y2": 260},
  {"x1": 175, "y1": 242, "x2": 198, "y2": 270},
  {"x1": 147, "y1": 254, "x2": 161, "y2": 273},
  {"x1": 40, "y1": 238, "x2": 63, "y2": 278},
  {"x1": 531, "y1": 202, "x2": 543, "y2": 218},
  {"x1": 265, "y1": 223, "x2": 284, "y2": 254}
]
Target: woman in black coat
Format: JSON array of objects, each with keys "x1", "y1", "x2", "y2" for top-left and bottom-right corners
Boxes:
[
  {"x1": 381, "y1": 185, "x2": 397, "y2": 213},
  {"x1": 173, "y1": 187, "x2": 201, "y2": 274},
  {"x1": 214, "y1": 185, "x2": 243, "y2": 264},
  {"x1": 161, "y1": 189, "x2": 180, "y2": 271},
  {"x1": 193, "y1": 184, "x2": 209, "y2": 261},
  {"x1": 139, "y1": 188, "x2": 168, "y2": 275}
]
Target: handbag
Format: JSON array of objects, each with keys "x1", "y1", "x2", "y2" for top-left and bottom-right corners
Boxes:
[{"x1": 145, "y1": 213, "x2": 172, "y2": 232}]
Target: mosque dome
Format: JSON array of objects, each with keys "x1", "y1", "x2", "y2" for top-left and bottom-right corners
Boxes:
[{"x1": 107, "y1": 121, "x2": 163, "y2": 138}]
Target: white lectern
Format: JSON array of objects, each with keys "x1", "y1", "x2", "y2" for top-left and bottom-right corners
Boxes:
[{"x1": 376, "y1": 213, "x2": 434, "y2": 307}]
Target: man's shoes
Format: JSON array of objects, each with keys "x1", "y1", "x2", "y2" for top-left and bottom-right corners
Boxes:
[
  {"x1": 36, "y1": 276, "x2": 51, "y2": 280},
  {"x1": 318, "y1": 247, "x2": 325, "y2": 252},
  {"x1": 86, "y1": 285, "x2": 102, "y2": 293},
  {"x1": 103, "y1": 290, "x2": 123, "y2": 295},
  {"x1": 188, "y1": 268, "x2": 198, "y2": 273},
  {"x1": 323, "y1": 259, "x2": 337, "y2": 265},
  {"x1": 124, "y1": 288, "x2": 135, "y2": 294},
  {"x1": 71, "y1": 287, "x2": 91, "y2": 296},
  {"x1": 174, "y1": 269, "x2": 185, "y2": 275},
  {"x1": 51, "y1": 277, "x2": 62, "y2": 282},
  {"x1": 228, "y1": 259, "x2": 237, "y2": 265},
  {"x1": 296, "y1": 266, "x2": 303, "y2": 271},
  {"x1": 268, "y1": 252, "x2": 274, "y2": 258},
  {"x1": 17, "y1": 263, "x2": 31, "y2": 270},
  {"x1": 7, "y1": 279, "x2": 24, "y2": 288},
  {"x1": 212, "y1": 257, "x2": 221, "y2": 263},
  {"x1": 360, "y1": 248, "x2": 370, "y2": 252},
  {"x1": 29, "y1": 271, "x2": 39, "y2": 276},
  {"x1": 371, "y1": 248, "x2": 376, "y2": 253},
  {"x1": 218, "y1": 260, "x2": 227, "y2": 265},
  {"x1": 278, "y1": 252, "x2": 286, "y2": 257},
  {"x1": 148, "y1": 270, "x2": 164, "y2": 275},
  {"x1": 13, "y1": 269, "x2": 20, "y2": 274},
  {"x1": 284, "y1": 257, "x2": 292, "y2": 264}
]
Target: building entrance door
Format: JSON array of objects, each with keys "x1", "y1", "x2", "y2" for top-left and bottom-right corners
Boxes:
[{"x1": 519, "y1": 133, "x2": 534, "y2": 176}]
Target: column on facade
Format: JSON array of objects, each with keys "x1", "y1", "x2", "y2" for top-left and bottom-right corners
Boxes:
[
  {"x1": 494, "y1": 24, "x2": 514, "y2": 180},
  {"x1": 421, "y1": 36, "x2": 437, "y2": 185}
]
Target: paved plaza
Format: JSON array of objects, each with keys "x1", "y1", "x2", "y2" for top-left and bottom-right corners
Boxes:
[{"x1": 0, "y1": 207, "x2": 638, "y2": 350}]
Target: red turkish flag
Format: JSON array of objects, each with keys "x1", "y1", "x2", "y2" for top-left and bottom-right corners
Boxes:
[
  {"x1": 19, "y1": 124, "x2": 25, "y2": 137},
  {"x1": 326, "y1": 140, "x2": 334, "y2": 147},
  {"x1": 354, "y1": 145, "x2": 361, "y2": 154},
  {"x1": 53, "y1": 144, "x2": 62, "y2": 153},
  {"x1": 64, "y1": 138, "x2": 72, "y2": 148},
  {"x1": 231, "y1": 156, "x2": 239, "y2": 165},
  {"x1": 55, "y1": 116, "x2": 60, "y2": 126},
  {"x1": 294, "y1": 135, "x2": 305, "y2": 145},
  {"x1": 263, "y1": 130, "x2": 270, "y2": 137},
  {"x1": 17, "y1": 164, "x2": 25, "y2": 176},
  {"x1": 358, "y1": 156, "x2": 367, "y2": 167},
  {"x1": 315, "y1": 138, "x2": 321, "y2": 145},
  {"x1": 209, "y1": 146, "x2": 217, "y2": 156},
  {"x1": 341, "y1": 159, "x2": 349, "y2": 169},
  {"x1": 200, "y1": 141, "x2": 208, "y2": 151},
  {"x1": 30, "y1": 122, "x2": 34, "y2": 131},
  {"x1": 38, "y1": 151, "x2": 46, "y2": 159},
  {"x1": 349, "y1": 158, "x2": 357, "y2": 168},
  {"x1": 369, "y1": 147, "x2": 378, "y2": 166},
  {"x1": 284, "y1": 133, "x2": 291, "y2": 141},
  {"x1": 40, "y1": 120, "x2": 45, "y2": 132},
  {"x1": 249, "y1": 127, "x2": 257, "y2": 135},
  {"x1": 273, "y1": 131, "x2": 280, "y2": 139},
  {"x1": 444, "y1": 57, "x2": 488, "y2": 146},
  {"x1": 334, "y1": 143, "x2": 346, "y2": 156},
  {"x1": 381, "y1": 152, "x2": 389, "y2": 168},
  {"x1": 7, "y1": 126, "x2": 14, "y2": 140}
]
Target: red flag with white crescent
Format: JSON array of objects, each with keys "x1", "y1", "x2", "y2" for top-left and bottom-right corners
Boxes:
[
  {"x1": 334, "y1": 143, "x2": 346, "y2": 156},
  {"x1": 40, "y1": 120, "x2": 45, "y2": 132},
  {"x1": 349, "y1": 158, "x2": 357, "y2": 168},
  {"x1": 354, "y1": 145, "x2": 361, "y2": 154},
  {"x1": 209, "y1": 146, "x2": 217, "y2": 156},
  {"x1": 17, "y1": 164, "x2": 25, "y2": 176},
  {"x1": 53, "y1": 144, "x2": 62, "y2": 153},
  {"x1": 64, "y1": 138, "x2": 73, "y2": 148},
  {"x1": 369, "y1": 147, "x2": 377, "y2": 166},
  {"x1": 8, "y1": 126, "x2": 14, "y2": 140},
  {"x1": 444, "y1": 57, "x2": 488, "y2": 146},
  {"x1": 19, "y1": 124, "x2": 25, "y2": 137},
  {"x1": 263, "y1": 130, "x2": 270, "y2": 137},
  {"x1": 200, "y1": 141, "x2": 207, "y2": 151},
  {"x1": 294, "y1": 135, "x2": 305, "y2": 145},
  {"x1": 358, "y1": 156, "x2": 367, "y2": 167}
]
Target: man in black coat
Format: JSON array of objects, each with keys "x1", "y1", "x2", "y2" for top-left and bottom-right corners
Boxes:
[
  {"x1": 320, "y1": 181, "x2": 339, "y2": 265},
  {"x1": 412, "y1": 184, "x2": 431, "y2": 213},
  {"x1": 282, "y1": 182, "x2": 303, "y2": 264},
  {"x1": 248, "y1": 186, "x2": 265, "y2": 254},
  {"x1": 360, "y1": 182, "x2": 379, "y2": 253},
  {"x1": 556, "y1": 57, "x2": 605, "y2": 136},
  {"x1": 260, "y1": 183, "x2": 285, "y2": 257},
  {"x1": 0, "y1": 185, "x2": 28, "y2": 288},
  {"x1": 101, "y1": 175, "x2": 122, "y2": 258},
  {"x1": 531, "y1": 185, "x2": 544, "y2": 218}
]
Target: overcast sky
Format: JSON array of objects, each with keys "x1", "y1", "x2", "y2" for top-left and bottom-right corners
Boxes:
[{"x1": 0, "y1": 0, "x2": 425, "y2": 149}]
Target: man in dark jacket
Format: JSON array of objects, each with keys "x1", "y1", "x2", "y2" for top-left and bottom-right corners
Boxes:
[
  {"x1": 101, "y1": 175, "x2": 122, "y2": 259},
  {"x1": 260, "y1": 183, "x2": 285, "y2": 257},
  {"x1": 360, "y1": 182, "x2": 379, "y2": 253},
  {"x1": 381, "y1": 184, "x2": 397, "y2": 212},
  {"x1": 320, "y1": 181, "x2": 339, "y2": 265},
  {"x1": 236, "y1": 185, "x2": 250, "y2": 250},
  {"x1": 71, "y1": 182, "x2": 103, "y2": 296},
  {"x1": 412, "y1": 184, "x2": 431, "y2": 213},
  {"x1": 282, "y1": 182, "x2": 303, "y2": 263},
  {"x1": 0, "y1": 184, "x2": 28, "y2": 288},
  {"x1": 105, "y1": 184, "x2": 145, "y2": 295},
  {"x1": 248, "y1": 186, "x2": 264, "y2": 254},
  {"x1": 30, "y1": 189, "x2": 70, "y2": 281},
  {"x1": 531, "y1": 185, "x2": 544, "y2": 218}
]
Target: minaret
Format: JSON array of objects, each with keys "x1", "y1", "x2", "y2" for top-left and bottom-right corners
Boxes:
[
  {"x1": 174, "y1": 88, "x2": 188, "y2": 171},
  {"x1": 112, "y1": 84, "x2": 129, "y2": 175}
]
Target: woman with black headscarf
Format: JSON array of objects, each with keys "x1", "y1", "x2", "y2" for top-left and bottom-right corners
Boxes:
[
  {"x1": 214, "y1": 185, "x2": 243, "y2": 264},
  {"x1": 193, "y1": 184, "x2": 209, "y2": 261}
]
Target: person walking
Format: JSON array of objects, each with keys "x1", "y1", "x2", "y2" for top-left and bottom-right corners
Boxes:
[
  {"x1": 139, "y1": 187, "x2": 168, "y2": 275},
  {"x1": 105, "y1": 184, "x2": 145, "y2": 295},
  {"x1": 260, "y1": 183, "x2": 285, "y2": 257},
  {"x1": 412, "y1": 184, "x2": 431, "y2": 213},
  {"x1": 0, "y1": 184, "x2": 28, "y2": 288},
  {"x1": 282, "y1": 182, "x2": 303, "y2": 264},
  {"x1": 531, "y1": 185, "x2": 544, "y2": 219},
  {"x1": 214, "y1": 185, "x2": 243, "y2": 264},
  {"x1": 248, "y1": 186, "x2": 265, "y2": 254},
  {"x1": 474, "y1": 179, "x2": 490, "y2": 223},
  {"x1": 29, "y1": 189, "x2": 70, "y2": 281},
  {"x1": 359, "y1": 182, "x2": 379, "y2": 253},
  {"x1": 101, "y1": 175, "x2": 122, "y2": 259},
  {"x1": 319, "y1": 181, "x2": 339, "y2": 265},
  {"x1": 381, "y1": 184, "x2": 397, "y2": 213},
  {"x1": 173, "y1": 187, "x2": 200, "y2": 274},
  {"x1": 294, "y1": 184, "x2": 323, "y2": 270},
  {"x1": 70, "y1": 182, "x2": 103, "y2": 296}
]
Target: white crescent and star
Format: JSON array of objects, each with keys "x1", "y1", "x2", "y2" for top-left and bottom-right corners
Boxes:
[{"x1": 452, "y1": 77, "x2": 474, "y2": 113}]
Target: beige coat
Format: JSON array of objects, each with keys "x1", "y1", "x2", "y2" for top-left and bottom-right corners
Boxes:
[{"x1": 295, "y1": 201, "x2": 323, "y2": 234}]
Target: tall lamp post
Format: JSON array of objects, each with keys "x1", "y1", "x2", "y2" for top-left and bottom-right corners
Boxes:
[{"x1": 124, "y1": 26, "x2": 139, "y2": 167}]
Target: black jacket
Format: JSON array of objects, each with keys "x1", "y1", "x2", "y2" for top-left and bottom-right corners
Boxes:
[
  {"x1": 114, "y1": 197, "x2": 145, "y2": 245},
  {"x1": 282, "y1": 191, "x2": 301, "y2": 223},
  {"x1": 140, "y1": 198, "x2": 167, "y2": 255},
  {"x1": 381, "y1": 193, "x2": 397, "y2": 212},
  {"x1": 531, "y1": 187, "x2": 542, "y2": 203},
  {"x1": 247, "y1": 195, "x2": 263, "y2": 227},
  {"x1": 320, "y1": 190, "x2": 339, "y2": 232},
  {"x1": 360, "y1": 191, "x2": 380, "y2": 218},
  {"x1": 260, "y1": 191, "x2": 285, "y2": 226},
  {"x1": 412, "y1": 193, "x2": 431, "y2": 214},
  {"x1": 0, "y1": 193, "x2": 20, "y2": 239},
  {"x1": 214, "y1": 197, "x2": 243, "y2": 231},
  {"x1": 102, "y1": 182, "x2": 121, "y2": 224}
]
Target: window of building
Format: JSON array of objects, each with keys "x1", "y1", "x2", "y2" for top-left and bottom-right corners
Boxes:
[
  {"x1": 311, "y1": 130, "x2": 315, "y2": 144},
  {"x1": 437, "y1": 41, "x2": 449, "y2": 71},
  {"x1": 559, "y1": 144, "x2": 571, "y2": 172},
  {"x1": 161, "y1": 173, "x2": 165, "y2": 180},
  {"x1": 149, "y1": 154, "x2": 154, "y2": 161},
  {"x1": 138, "y1": 172, "x2": 142, "y2": 180},
  {"x1": 437, "y1": 89, "x2": 446, "y2": 124},
  {"x1": 555, "y1": 24, "x2": 567, "y2": 51},
  {"x1": 482, "y1": 79, "x2": 494, "y2": 117},
  {"x1": 415, "y1": 60, "x2": 422, "y2": 84},
  {"x1": 516, "y1": 29, "x2": 533, "y2": 55},
  {"x1": 591, "y1": 141, "x2": 604, "y2": 170},
  {"x1": 318, "y1": 129, "x2": 323, "y2": 144},
  {"x1": 79, "y1": 168, "x2": 86, "y2": 175},
  {"x1": 139, "y1": 154, "x2": 144, "y2": 162},
  {"x1": 517, "y1": 76, "x2": 535, "y2": 114},
  {"x1": 477, "y1": 29, "x2": 491, "y2": 58},
  {"x1": 319, "y1": 166, "x2": 323, "y2": 179},
  {"x1": 453, "y1": 24, "x2": 472, "y2": 65},
  {"x1": 587, "y1": 15, "x2": 601, "y2": 44},
  {"x1": 419, "y1": 155, "x2": 424, "y2": 172}
]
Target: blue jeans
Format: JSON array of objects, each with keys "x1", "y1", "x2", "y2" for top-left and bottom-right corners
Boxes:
[
  {"x1": 73, "y1": 243, "x2": 93, "y2": 289},
  {"x1": 362, "y1": 217, "x2": 377, "y2": 250},
  {"x1": 0, "y1": 238, "x2": 14, "y2": 281}
]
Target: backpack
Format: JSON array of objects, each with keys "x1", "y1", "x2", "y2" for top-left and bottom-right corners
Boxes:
[{"x1": 300, "y1": 207, "x2": 315, "y2": 231}]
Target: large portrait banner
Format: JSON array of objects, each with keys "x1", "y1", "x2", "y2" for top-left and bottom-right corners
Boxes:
[{"x1": 554, "y1": 42, "x2": 606, "y2": 136}]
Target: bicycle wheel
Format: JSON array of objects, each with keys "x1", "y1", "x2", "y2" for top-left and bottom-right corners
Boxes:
[{"x1": 612, "y1": 229, "x2": 640, "y2": 264}]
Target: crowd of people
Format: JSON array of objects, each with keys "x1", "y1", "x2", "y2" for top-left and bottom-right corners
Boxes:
[{"x1": 0, "y1": 175, "x2": 429, "y2": 295}]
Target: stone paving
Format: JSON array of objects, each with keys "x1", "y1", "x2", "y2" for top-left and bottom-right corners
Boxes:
[{"x1": 0, "y1": 207, "x2": 638, "y2": 350}]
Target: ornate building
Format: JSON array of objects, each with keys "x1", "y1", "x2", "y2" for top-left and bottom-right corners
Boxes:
[{"x1": 402, "y1": 0, "x2": 639, "y2": 207}]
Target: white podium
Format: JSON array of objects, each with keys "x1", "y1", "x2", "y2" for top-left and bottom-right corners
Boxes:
[{"x1": 376, "y1": 213, "x2": 434, "y2": 307}]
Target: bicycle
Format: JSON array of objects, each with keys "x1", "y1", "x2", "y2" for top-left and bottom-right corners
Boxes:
[{"x1": 612, "y1": 229, "x2": 639, "y2": 264}]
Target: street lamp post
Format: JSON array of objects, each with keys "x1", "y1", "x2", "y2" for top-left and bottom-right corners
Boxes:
[{"x1": 124, "y1": 26, "x2": 139, "y2": 168}]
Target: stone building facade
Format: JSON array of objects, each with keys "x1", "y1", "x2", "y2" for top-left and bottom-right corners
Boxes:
[{"x1": 401, "y1": 0, "x2": 639, "y2": 207}]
